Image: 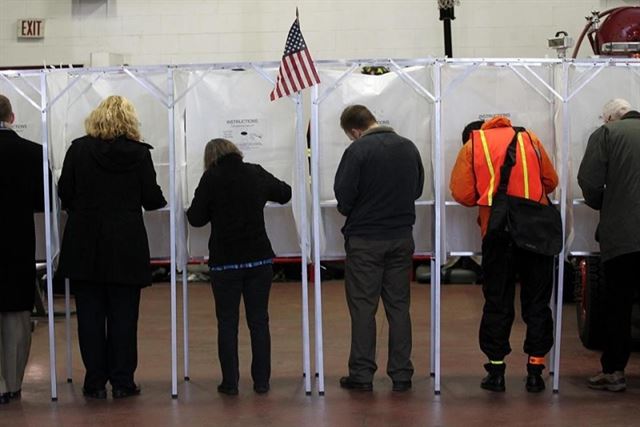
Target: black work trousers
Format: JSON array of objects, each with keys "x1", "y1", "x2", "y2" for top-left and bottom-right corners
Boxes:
[
  {"x1": 211, "y1": 265, "x2": 272, "y2": 388},
  {"x1": 601, "y1": 251, "x2": 640, "y2": 373},
  {"x1": 344, "y1": 235, "x2": 415, "y2": 383},
  {"x1": 74, "y1": 282, "x2": 141, "y2": 391},
  {"x1": 479, "y1": 230, "x2": 554, "y2": 361}
]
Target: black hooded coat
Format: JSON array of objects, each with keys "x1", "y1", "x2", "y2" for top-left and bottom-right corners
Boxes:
[{"x1": 57, "y1": 136, "x2": 166, "y2": 287}]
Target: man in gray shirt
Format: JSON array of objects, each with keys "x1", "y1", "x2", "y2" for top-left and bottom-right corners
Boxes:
[
  {"x1": 334, "y1": 105, "x2": 424, "y2": 392},
  {"x1": 578, "y1": 98, "x2": 640, "y2": 392}
]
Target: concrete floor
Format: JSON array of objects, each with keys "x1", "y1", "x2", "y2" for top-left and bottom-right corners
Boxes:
[{"x1": 2, "y1": 281, "x2": 639, "y2": 427}]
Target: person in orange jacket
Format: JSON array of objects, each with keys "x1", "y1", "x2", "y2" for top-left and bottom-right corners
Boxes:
[{"x1": 450, "y1": 116, "x2": 559, "y2": 393}]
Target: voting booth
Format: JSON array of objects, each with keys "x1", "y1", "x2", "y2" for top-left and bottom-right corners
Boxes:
[{"x1": 3, "y1": 57, "x2": 639, "y2": 399}]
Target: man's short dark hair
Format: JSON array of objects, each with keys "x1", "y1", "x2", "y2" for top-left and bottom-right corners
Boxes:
[
  {"x1": 0, "y1": 94, "x2": 13, "y2": 122},
  {"x1": 461, "y1": 120, "x2": 484, "y2": 145},
  {"x1": 340, "y1": 105, "x2": 377, "y2": 131}
]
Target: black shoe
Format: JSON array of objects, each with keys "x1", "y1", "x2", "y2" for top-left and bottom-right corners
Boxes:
[
  {"x1": 339, "y1": 376, "x2": 373, "y2": 391},
  {"x1": 392, "y1": 380, "x2": 412, "y2": 392},
  {"x1": 217, "y1": 383, "x2": 239, "y2": 396},
  {"x1": 480, "y1": 363, "x2": 506, "y2": 392},
  {"x1": 82, "y1": 388, "x2": 107, "y2": 400},
  {"x1": 526, "y1": 373, "x2": 545, "y2": 392},
  {"x1": 526, "y1": 363, "x2": 546, "y2": 393},
  {"x1": 112, "y1": 384, "x2": 141, "y2": 399},
  {"x1": 0, "y1": 393, "x2": 9, "y2": 404},
  {"x1": 253, "y1": 383, "x2": 270, "y2": 394},
  {"x1": 8, "y1": 390, "x2": 21, "y2": 400}
]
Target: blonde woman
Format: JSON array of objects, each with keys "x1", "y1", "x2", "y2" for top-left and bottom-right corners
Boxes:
[
  {"x1": 187, "y1": 138, "x2": 291, "y2": 395},
  {"x1": 57, "y1": 95, "x2": 166, "y2": 399}
]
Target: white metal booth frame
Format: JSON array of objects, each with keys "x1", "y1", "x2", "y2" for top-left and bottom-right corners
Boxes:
[{"x1": 1, "y1": 57, "x2": 638, "y2": 400}]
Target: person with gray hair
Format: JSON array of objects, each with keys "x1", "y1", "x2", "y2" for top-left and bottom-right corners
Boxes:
[
  {"x1": 600, "y1": 98, "x2": 632, "y2": 124},
  {"x1": 578, "y1": 98, "x2": 640, "y2": 392},
  {"x1": 0, "y1": 94, "x2": 47, "y2": 404},
  {"x1": 187, "y1": 138, "x2": 291, "y2": 396}
]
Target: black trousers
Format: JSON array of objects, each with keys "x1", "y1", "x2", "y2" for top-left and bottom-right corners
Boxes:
[
  {"x1": 601, "y1": 251, "x2": 640, "y2": 373},
  {"x1": 479, "y1": 231, "x2": 554, "y2": 361},
  {"x1": 211, "y1": 265, "x2": 272, "y2": 387},
  {"x1": 344, "y1": 236, "x2": 415, "y2": 382},
  {"x1": 74, "y1": 282, "x2": 141, "y2": 391}
]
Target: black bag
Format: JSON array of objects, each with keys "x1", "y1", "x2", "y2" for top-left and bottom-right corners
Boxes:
[{"x1": 486, "y1": 128, "x2": 563, "y2": 256}]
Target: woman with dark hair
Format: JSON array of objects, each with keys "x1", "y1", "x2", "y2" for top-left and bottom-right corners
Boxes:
[
  {"x1": 187, "y1": 138, "x2": 291, "y2": 395},
  {"x1": 57, "y1": 95, "x2": 166, "y2": 399}
]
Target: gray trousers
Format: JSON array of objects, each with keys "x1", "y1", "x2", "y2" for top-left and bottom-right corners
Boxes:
[
  {"x1": 0, "y1": 311, "x2": 32, "y2": 394},
  {"x1": 344, "y1": 235, "x2": 415, "y2": 382}
]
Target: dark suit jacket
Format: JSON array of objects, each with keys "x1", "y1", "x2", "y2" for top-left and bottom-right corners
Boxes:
[
  {"x1": 57, "y1": 136, "x2": 167, "y2": 286},
  {"x1": 187, "y1": 154, "x2": 292, "y2": 266},
  {"x1": 0, "y1": 127, "x2": 45, "y2": 312}
]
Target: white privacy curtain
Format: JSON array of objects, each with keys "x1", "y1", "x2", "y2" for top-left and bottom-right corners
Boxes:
[
  {"x1": 562, "y1": 63, "x2": 640, "y2": 255},
  {"x1": 178, "y1": 67, "x2": 302, "y2": 259},
  {"x1": 0, "y1": 75, "x2": 42, "y2": 142},
  {"x1": 0, "y1": 73, "x2": 54, "y2": 261},
  {"x1": 441, "y1": 62, "x2": 558, "y2": 255},
  {"x1": 316, "y1": 65, "x2": 435, "y2": 258}
]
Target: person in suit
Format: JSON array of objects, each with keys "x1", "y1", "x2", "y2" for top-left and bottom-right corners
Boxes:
[
  {"x1": 187, "y1": 138, "x2": 291, "y2": 395},
  {"x1": 0, "y1": 94, "x2": 47, "y2": 404},
  {"x1": 57, "y1": 95, "x2": 166, "y2": 399}
]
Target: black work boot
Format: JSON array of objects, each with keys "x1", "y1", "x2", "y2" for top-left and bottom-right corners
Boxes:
[
  {"x1": 481, "y1": 362, "x2": 506, "y2": 392},
  {"x1": 526, "y1": 363, "x2": 545, "y2": 393}
]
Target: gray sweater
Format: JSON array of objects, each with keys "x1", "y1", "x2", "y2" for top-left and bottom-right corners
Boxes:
[{"x1": 578, "y1": 111, "x2": 640, "y2": 261}]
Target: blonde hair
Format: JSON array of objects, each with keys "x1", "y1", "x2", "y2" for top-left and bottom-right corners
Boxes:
[
  {"x1": 85, "y1": 95, "x2": 142, "y2": 141},
  {"x1": 602, "y1": 98, "x2": 632, "y2": 123},
  {"x1": 204, "y1": 138, "x2": 243, "y2": 170}
]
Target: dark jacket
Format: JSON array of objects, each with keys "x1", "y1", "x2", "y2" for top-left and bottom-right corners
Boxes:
[
  {"x1": 334, "y1": 126, "x2": 424, "y2": 239},
  {"x1": 578, "y1": 111, "x2": 640, "y2": 261},
  {"x1": 57, "y1": 136, "x2": 167, "y2": 286},
  {"x1": 0, "y1": 127, "x2": 46, "y2": 312},
  {"x1": 186, "y1": 154, "x2": 292, "y2": 266}
]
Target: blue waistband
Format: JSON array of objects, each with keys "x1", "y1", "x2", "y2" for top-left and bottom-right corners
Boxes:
[{"x1": 210, "y1": 258, "x2": 273, "y2": 272}]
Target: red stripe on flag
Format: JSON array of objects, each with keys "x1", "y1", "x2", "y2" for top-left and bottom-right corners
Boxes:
[
  {"x1": 288, "y1": 53, "x2": 306, "y2": 89},
  {"x1": 270, "y1": 68, "x2": 289, "y2": 101},
  {"x1": 303, "y1": 48, "x2": 321, "y2": 83},
  {"x1": 278, "y1": 64, "x2": 294, "y2": 97},
  {"x1": 296, "y1": 51, "x2": 313, "y2": 87},
  {"x1": 292, "y1": 53, "x2": 310, "y2": 87},
  {"x1": 282, "y1": 58, "x2": 300, "y2": 93}
]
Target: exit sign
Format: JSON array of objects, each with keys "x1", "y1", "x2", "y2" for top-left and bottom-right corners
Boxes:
[{"x1": 17, "y1": 19, "x2": 45, "y2": 39}]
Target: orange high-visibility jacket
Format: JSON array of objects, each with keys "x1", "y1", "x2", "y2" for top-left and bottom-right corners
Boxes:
[{"x1": 450, "y1": 116, "x2": 558, "y2": 238}]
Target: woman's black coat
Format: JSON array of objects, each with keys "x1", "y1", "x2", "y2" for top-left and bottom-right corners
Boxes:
[
  {"x1": 0, "y1": 128, "x2": 46, "y2": 312},
  {"x1": 57, "y1": 136, "x2": 167, "y2": 286},
  {"x1": 187, "y1": 154, "x2": 292, "y2": 266}
]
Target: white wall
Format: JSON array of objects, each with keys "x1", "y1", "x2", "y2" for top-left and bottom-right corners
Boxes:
[{"x1": 0, "y1": 0, "x2": 636, "y2": 67}]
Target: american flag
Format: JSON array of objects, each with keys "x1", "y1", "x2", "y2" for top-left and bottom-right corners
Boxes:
[{"x1": 269, "y1": 17, "x2": 320, "y2": 101}]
